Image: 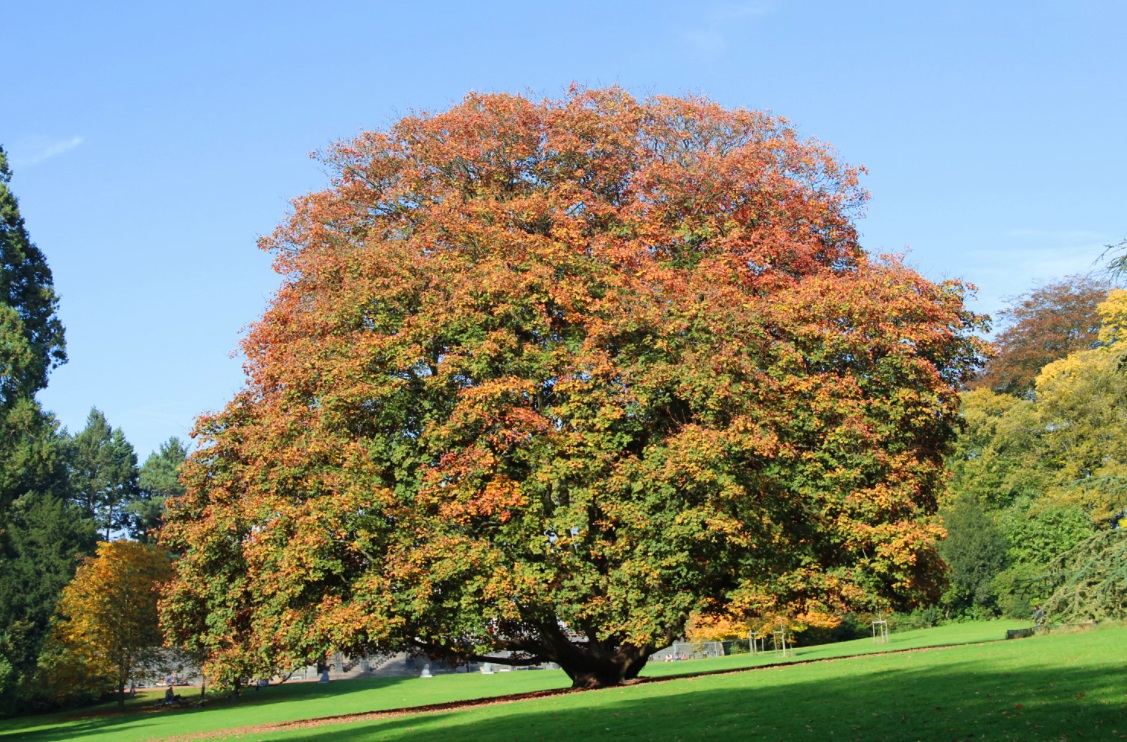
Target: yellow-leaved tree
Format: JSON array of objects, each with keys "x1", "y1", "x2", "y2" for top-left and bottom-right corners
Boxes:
[
  {"x1": 1035, "y1": 288, "x2": 1127, "y2": 521},
  {"x1": 45, "y1": 541, "x2": 173, "y2": 709}
]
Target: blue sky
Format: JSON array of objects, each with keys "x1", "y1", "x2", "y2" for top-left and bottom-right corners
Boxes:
[{"x1": 5, "y1": 1, "x2": 1125, "y2": 458}]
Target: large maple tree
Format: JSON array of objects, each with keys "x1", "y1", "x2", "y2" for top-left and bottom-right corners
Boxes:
[{"x1": 160, "y1": 88, "x2": 985, "y2": 688}]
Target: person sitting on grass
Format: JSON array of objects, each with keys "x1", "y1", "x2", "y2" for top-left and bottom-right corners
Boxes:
[{"x1": 163, "y1": 684, "x2": 187, "y2": 707}]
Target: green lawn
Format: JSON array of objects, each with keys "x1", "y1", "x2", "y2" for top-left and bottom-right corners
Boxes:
[
  {"x1": 265, "y1": 624, "x2": 1127, "y2": 742},
  {"x1": 5, "y1": 619, "x2": 1109, "y2": 742}
]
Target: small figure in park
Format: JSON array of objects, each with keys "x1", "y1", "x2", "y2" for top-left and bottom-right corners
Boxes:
[
  {"x1": 164, "y1": 684, "x2": 184, "y2": 706},
  {"x1": 1033, "y1": 604, "x2": 1046, "y2": 630}
]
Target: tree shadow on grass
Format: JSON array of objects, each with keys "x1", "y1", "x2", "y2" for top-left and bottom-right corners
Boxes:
[{"x1": 287, "y1": 657, "x2": 1127, "y2": 741}]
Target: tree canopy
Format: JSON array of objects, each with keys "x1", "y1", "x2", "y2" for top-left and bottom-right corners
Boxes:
[
  {"x1": 972, "y1": 274, "x2": 1108, "y2": 397},
  {"x1": 0, "y1": 146, "x2": 69, "y2": 512},
  {"x1": 128, "y1": 437, "x2": 188, "y2": 543},
  {"x1": 0, "y1": 145, "x2": 83, "y2": 714},
  {"x1": 0, "y1": 493, "x2": 95, "y2": 712},
  {"x1": 1041, "y1": 529, "x2": 1127, "y2": 624},
  {"x1": 0, "y1": 146, "x2": 65, "y2": 399},
  {"x1": 942, "y1": 289, "x2": 1127, "y2": 618},
  {"x1": 66, "y1": 408, "x2": 139, "y2": 541},
  {"x1": 160, "y1": 88, "x2": 986, "y2": 688},
  {"x1": 953, "y1": 289, "x2": 1127, "y2": 524},
  {"x1": 937, "y1": 496, "x2": 1009, "y2": 612},
  {"x1": 45, "y1": 541, "x2": 173, "y2": 709}
]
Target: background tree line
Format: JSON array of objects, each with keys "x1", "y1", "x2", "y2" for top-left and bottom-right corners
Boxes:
[
  {"x1": 0, "y1": 145, "x2": 186, "y2": 713},
  {"x1": 938, "y1": 269, "x2": 1127, "y2": 624}
]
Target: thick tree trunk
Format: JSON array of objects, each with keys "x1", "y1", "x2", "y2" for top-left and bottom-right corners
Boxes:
[
  {"x1": 559, "y1": 645, "x2": 651, "y2": 689},
  {"x1": 117, "y1": 679, "x2": 126, "y2": 710},
  {"x1": 535, "y1": 623, "x2": 653, "y2": 689},
  {"x1": 419, "y1": 621, "x2": 670, "y2": 689}
]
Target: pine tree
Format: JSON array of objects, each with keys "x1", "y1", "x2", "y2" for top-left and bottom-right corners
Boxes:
[
  {"x1": 0, "y1": 145, "x2": 69, "y2": 512},
  {"x1": 0, "y1": 146, "x2": 66, "y2": 398},
  {"x1": 0, "y1": 145, "x2": 80, "y2": 714},
  {"x1": 128, "y1": 437, "x2": 188, "y2": 542},
  {"x1": 66, "y1": 409, "x2": 139, "y2": 542},
  {"x1": 0, "y1": 494, "x2": 96, "y2": 713}
]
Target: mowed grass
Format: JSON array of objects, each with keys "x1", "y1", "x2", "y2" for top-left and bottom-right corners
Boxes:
[
  {"x1": 263, "y1": 625, "x2": 1127, "y2": 742},
  {"x1": 4, "y1": 619, "x2": 1115, "y2": 742}
]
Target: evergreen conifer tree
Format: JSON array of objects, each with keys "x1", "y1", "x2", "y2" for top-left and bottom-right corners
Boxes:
[
  {"x1": 66, "y1": 409, "x2": 139, "y2": 542},
  {"x1": 0, "y1": 144, "x2": 86, "y2": 714},
  {"x1": 0, "y1": 146, "x2": 65, "y2": 398},
  {"x1": 128, "y1": 437, "x2": 188, "y2": 542}
]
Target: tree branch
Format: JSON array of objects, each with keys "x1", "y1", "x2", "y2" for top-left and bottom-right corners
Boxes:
[{"x1": 407, "y1": 638, "x2": 546, "y2": 667}]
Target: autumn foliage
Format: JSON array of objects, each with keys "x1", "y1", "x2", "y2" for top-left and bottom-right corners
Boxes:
[
  {"x1": 971, "y1": 274, "x2": 1108, "y2": 397},
  {"x1": 160, "y1": 88, "x2": 985, "y2": 688},
  {"x1": 46, "y1": 541, "x2": 172, "y2": 708}
]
